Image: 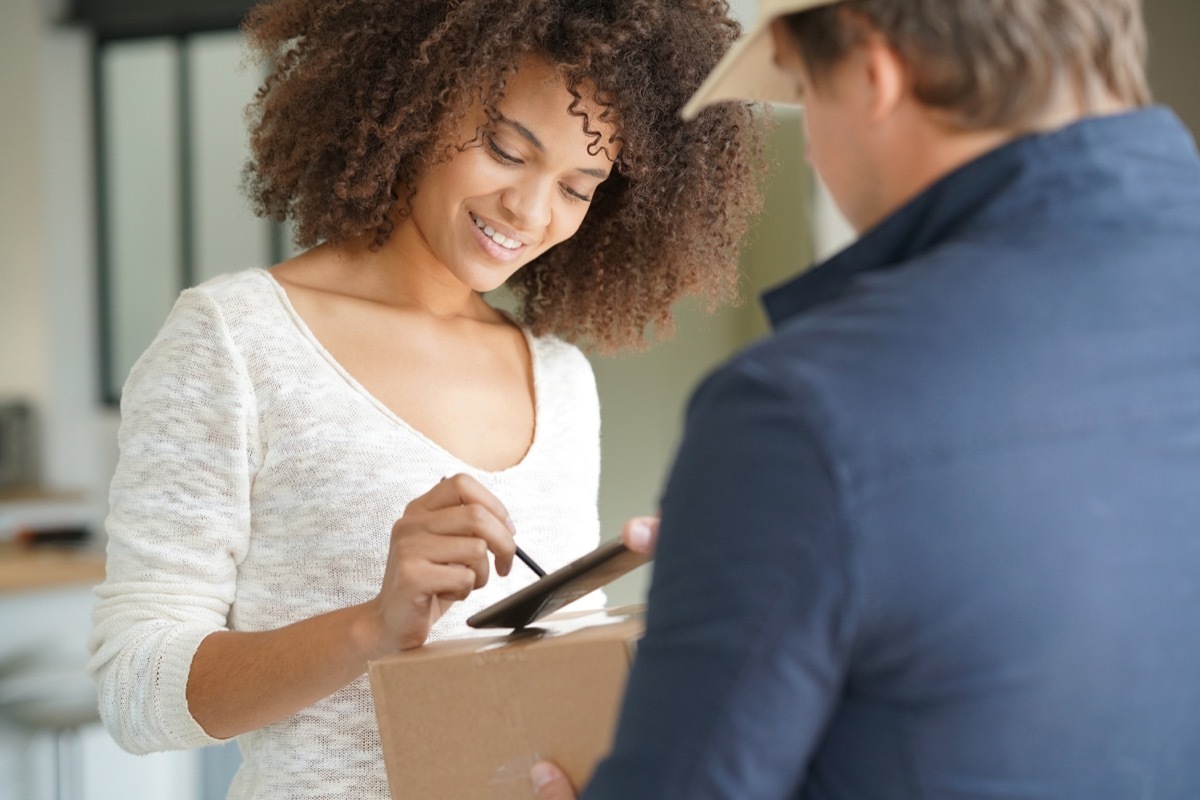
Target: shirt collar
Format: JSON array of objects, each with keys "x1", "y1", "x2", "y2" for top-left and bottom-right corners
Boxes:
[{"x1": 760, "y1": 107, "x2": 1190, "y2": 328}]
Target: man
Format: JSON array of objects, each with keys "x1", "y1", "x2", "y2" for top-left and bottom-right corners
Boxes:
[{"x1": 534, "y1": 0, "x2": 1200, "y2": 797}]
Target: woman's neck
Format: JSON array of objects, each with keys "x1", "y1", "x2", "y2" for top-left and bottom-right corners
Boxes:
[{"x1": 322, "y1": 231, "x2": 492, "y2": 321}]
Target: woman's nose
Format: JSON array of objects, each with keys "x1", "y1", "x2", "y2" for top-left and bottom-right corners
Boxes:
[{"x1": 500, "y1": 178, "x2": 552, "y2": 230}]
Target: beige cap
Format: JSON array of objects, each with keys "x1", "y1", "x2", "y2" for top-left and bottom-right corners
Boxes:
[{"x1": 681, "y1": 0, "x2": 842, "y2": 120}]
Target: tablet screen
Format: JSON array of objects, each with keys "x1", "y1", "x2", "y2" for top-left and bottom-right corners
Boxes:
[{"x1": 467, "y1": 539, "x2": 651, "y2": 629}]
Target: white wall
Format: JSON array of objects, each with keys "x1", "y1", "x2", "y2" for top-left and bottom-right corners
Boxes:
[
  {"x1": 0, "y1": 0, "x2": 50, "y2": 410},
  {"x1": 1, "y1": 0, "x2": 118, "y2": 512},
  {"x1": 38, "y1": 22, "x2": 122, "y2": 510},
  {"x1": 1, "y1": 2, "x2": 191, "y2": 797}
]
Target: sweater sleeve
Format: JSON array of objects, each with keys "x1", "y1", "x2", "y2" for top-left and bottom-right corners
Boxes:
[{"x1": 88, "y1": 287, "x2": 257, "y2": 754}]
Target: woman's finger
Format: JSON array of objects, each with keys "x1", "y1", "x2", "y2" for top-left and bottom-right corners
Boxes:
[
  {"x1": 416, "y1": 474, "x2": 516, "y2": 525},
  {"x1": 390, "y1": 530, "x2": 493, "y2": 590},
  {"x1": 386, "y1": 556, "x2": 475, "y2": 606},
  {"x1": 405, "y1": 503, "x2": 516, "y2": 576},
  {"x1": 403, "y1": 475, "x2": 519, "y2": 575}
]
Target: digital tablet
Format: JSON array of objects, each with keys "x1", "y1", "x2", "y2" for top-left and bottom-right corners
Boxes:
[{"x1": 467, "y1": 538, "x2": 651, "y2": 629}]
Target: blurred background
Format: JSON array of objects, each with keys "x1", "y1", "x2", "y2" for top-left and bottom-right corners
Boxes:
[{"x1": 1, "y1": 0, "x2": 1196, "y2": 797}]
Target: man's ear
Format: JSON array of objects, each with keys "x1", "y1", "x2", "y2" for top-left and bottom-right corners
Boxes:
[
  {"x1": 861, "y1": 33, "x2": 907, "y2": 123},
  {"x1": 768, "y1": 17, "x2": 807, "y2": 102}
]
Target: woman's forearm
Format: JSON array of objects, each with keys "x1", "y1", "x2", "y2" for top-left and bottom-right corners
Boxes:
[{"x1": 186, "y1": 602, "x2": 386, "y2": 739}]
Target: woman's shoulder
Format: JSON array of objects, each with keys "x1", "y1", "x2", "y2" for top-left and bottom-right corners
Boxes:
[
  {"x1": 186, "y1": 268, "x2": 277, "y2": 305},
  {"x1": 172, "y1": 268, "x2": 288, "y2": 328},
  {"x1": 489, "y1": 301, "x2": 592, "y2": 380},
  {"x1": 527, "y1": 329, "x2": 593, "y2": 379},
  {"x1": 525, "y1": 332, "x2": 599, "y2": 427}
]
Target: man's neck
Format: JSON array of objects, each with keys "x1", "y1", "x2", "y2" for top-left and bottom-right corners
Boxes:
[{"x1": 867, "y1": 90, "x2": 1132, "y2": 235}]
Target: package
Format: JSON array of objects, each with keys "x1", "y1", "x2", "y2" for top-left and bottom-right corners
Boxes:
[{"x1": 368, "y1": 605, "x2": 643, "y2": 799}]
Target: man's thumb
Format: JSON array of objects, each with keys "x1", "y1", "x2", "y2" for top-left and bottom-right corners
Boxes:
[{"x1": 531, "y1": 761, "x2": 577, "y2": 800}]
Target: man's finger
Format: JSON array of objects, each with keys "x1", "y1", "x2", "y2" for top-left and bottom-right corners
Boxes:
[
  {"x1": 530, "y1": 761, "x2": 577, "y2": 800},
  {"x1": 621, "y1": 515, "x2": 659, "y2": 555}
]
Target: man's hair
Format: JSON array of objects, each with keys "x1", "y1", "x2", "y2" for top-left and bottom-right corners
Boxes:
[{"x1": 785, "y1": 0, "x2": 1151, "y2": 131}]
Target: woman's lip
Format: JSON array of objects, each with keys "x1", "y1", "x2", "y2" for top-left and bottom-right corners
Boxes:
[
  {"x1": 469, "y1": 212, "x2": 534, "y2": 247},
  {"x1": 470, "y1": 214, "x2": 526, "y2": 262}
]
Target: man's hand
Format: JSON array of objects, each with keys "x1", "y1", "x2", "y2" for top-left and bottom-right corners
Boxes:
[
  {"x1": 527, "y1": 516, "x2": 657, "y2": 799},
  {"x1": 621, "y1": 515, "x2": 659, "y2": 555},
  {"x1": 531, "y1": 761, "x2": 577, "y2": 799}
]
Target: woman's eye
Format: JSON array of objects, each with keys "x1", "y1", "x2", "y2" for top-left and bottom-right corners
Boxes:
[
  {"x1": 561, "y1": 185, "x2": 592, "y2": 203},
  {"x1": 486, "y1": 136, "x2": 521, "y2": 164},
  {"x1": 485, "y1": 133, "x2": 592, "y2": 203}
]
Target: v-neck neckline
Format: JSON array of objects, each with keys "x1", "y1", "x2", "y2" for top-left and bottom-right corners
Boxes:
[{"x1": 255, "y1": 268, "x2": 543, "y2": 477}]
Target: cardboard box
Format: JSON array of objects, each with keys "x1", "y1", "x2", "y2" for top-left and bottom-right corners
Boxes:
[{"x1": 369, "y1": 606, "x2": 643, "y2": 799}]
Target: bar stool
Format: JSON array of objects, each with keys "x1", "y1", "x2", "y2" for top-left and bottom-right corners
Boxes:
[{"x1": 0, "y1": 650, "x2": 100, "y2": 800}]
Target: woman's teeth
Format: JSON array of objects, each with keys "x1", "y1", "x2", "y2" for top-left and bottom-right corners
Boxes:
[{"x1": 472, "y1": 215, "x2": 522, "y2": 250}]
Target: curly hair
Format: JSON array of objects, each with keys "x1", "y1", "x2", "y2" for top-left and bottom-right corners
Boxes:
[{"x1": 241, "y1": 0, "x2": 766, "y2": 352}]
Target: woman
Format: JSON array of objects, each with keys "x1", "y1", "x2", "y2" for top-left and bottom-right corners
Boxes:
[{"x1": 88, "y1": 0, "x2": 764, "y2": 797}]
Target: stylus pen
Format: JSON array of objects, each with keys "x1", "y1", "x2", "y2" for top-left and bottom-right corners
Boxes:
[
  {"x1": 515, "y1": 545, "x2": 547, "y2": 578},
  {"x1": 440, "y1": 475, "x2": 546, "y2": 577}
]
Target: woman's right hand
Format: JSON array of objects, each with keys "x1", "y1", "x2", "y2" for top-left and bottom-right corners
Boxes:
[
  {"x1": 367, "y1": 474, "x2": 518, "y2": 654},
  {"x1": 186, "y1": 474, "x2": 518, "y2": 738}
]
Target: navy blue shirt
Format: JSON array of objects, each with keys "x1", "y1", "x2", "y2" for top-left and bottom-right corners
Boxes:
[{"x1": 584, "y1": 108, "x2": 1200, "y2": 799}]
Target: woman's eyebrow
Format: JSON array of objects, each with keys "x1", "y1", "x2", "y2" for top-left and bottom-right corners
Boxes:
[
  {"x1": 497, "y1": 113, "x2": 610, "y2": 179},
  {"x1": 497, "y1": 114, "x2": 546, "y2": 153}
]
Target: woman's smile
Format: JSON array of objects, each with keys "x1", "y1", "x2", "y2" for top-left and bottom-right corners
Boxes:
[{"x1": 469, "y1": 211, "x2": 530, "y2": 261}]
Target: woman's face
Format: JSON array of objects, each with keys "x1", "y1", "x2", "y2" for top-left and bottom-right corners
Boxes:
[{"x1": 398, "y1": 57, "x2": 618, "y2": 294}]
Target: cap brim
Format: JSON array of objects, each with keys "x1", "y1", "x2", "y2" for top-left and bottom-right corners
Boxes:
[
  {"x1": 682, "y1": 0, "x2": 844, "y2": 120},
  {"x1": 681, "y1": 22, "x2": 797, "y2": 120}
]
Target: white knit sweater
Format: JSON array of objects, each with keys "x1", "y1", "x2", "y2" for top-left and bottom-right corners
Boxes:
[{"x1": 88, "y1": 268, "x2": 603, "y2": 799}]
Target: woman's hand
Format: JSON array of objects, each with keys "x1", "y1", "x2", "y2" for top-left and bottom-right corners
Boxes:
[
  {"x1": 367, "y1": 474, "x2": 518, "y2": 653},
  {"x1": 186, "y1": 474, "x2": 519, "y2": 738}
]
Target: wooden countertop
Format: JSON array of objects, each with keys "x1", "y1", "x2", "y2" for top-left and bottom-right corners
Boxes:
[
  {"x1": 0, "y1": 542, "x2": 106, "y2": 594},
  {"x1": 0, "y1": 487, "x2": 104, "y2": 593}
]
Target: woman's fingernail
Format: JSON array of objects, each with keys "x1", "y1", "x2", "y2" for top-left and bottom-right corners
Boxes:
[
  {"x1": 505, "y1": 516, "x2": 518, "y2": 535},
  {"x1": 530, "y1": 762, "x2": 557, "y2": 791}
]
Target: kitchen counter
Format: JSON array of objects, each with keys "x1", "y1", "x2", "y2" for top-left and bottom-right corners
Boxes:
[
  {"x1": 0, "y1": 541, "x2": 106, "y2": 594},
  {"x1": 0, "y1": 487, "x2": 105, "y2": 593}
]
